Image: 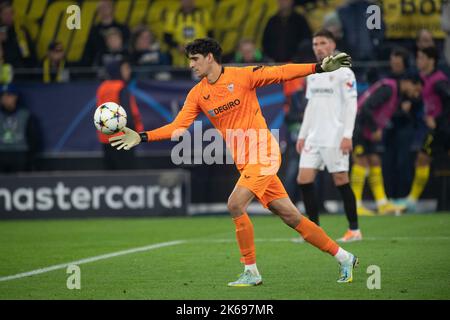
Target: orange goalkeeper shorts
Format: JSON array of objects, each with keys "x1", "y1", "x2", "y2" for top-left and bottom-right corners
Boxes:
[{"x1": 236, "y1": 166, "x2": 289, "y2": 208}]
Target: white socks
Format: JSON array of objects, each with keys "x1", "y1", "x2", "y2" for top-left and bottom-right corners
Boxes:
[
  {"x1": 244, "y1": 263, "x2": 260, "y2": 276},
  {"x1": 334, "y1": 247, "x2": 352, "y2": 264}
]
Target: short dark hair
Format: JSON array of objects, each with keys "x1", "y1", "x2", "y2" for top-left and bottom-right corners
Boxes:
[
  {"x1": 391, "y1": 46, "x2": 410, "y2": 69},
  {"x1": 401, "y1": 72, "x2": 423, "y2": 85},
  {"x1": 418, "y1": 46, "x2": 439, "y2": 65},
  {"x1": 185, "y1": 38, "x2": 222, "y2": 63},
  {"x1": 313, "y1": 29, "x2": 336, "y2": 43}
]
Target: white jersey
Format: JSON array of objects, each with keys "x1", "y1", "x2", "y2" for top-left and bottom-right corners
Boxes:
[{"x1": 298, "y1": 67, "x2": 357, "y2": 147}]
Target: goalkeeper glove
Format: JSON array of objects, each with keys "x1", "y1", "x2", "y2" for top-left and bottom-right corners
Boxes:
[
  {"x1": 109, "y1": 127, "x2": 145, "y2": 150},
  {"x1": 317, "y1": 52, "x2": 352, "y2": 73}
]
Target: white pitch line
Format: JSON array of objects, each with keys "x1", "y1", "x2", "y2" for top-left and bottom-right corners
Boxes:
[
  {"x1": 2, "y1": 236, "x2": 449, "y2": 282},
  {"x1": 0, "y1": 240, "x2": 185, "y2": 282}
]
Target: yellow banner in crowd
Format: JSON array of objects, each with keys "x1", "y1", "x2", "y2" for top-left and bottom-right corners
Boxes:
[
  {"x1": 10, "y1": 0, "x2": 445, "y2": 63},
  {"x1": 382, "y1": 0, "x2": 445, "y2": 39}
]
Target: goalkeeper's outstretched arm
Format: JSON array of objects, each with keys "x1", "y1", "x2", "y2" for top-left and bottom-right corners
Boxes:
[
  {"x1": 109, "y1": 89, "x2": 201, "y2": 150},
  {"x1": 248, "y1": 52, "x2": 352, "y2": 88}
]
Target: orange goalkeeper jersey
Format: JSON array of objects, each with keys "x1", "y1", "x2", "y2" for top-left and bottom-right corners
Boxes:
[{"x1": 145, "y1": 64, "x2": 317, "y2": 172}]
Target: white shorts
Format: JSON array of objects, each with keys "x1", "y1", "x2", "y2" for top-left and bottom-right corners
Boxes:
[{"x1": 299, "y1": 145, "x2": 349, "y2": 173}]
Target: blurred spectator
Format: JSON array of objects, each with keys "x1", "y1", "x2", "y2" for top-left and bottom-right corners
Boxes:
[
  {"x1": 441, "y1": 2, "x2": 450, "y2": 66},
  {"x1": 416, "y1": 47, "x2": 450, "y2": 125},
  {"x1": 366, "y1": 46, "x2": 412, "y2": 84},
  {"x1": 163, "y1": 0, "x2": 213, "y2": 67},
  {"x1": 96, "y1": 60, "x2": 143, "y2": 170},
  {"x1": 321, "y1": 11, "x2": 347, "y2": 59},
  {"x1": 382, "y1": 47, "x2": 421, "y2": 199},
  {"x1": 130, "y1": 26, "x2": 170, "y2": 66},
  {"x1": 82, "y1": 0, "x2": 130, "y2": 66},
  {"x1": 394, "y1": 47, "x2": 450, "y2": 211},
  {"x1": 0, "y1": 43, "x2": 13, "y2": 84},
  {"x1": 0, "y1": 84, "x2": 40, "y2": 173},
  {"x1": 388, "y1": 47, "x2": 411, "y2": 79},
  {"x1": 94, "y1": 27, "x2": 128, "y2": 68},
  {"x1": 336, "y1": 0, "x2": 385, "y2": 61},
  {"x1": 230, "y1": 39, "x2": 272, "y2": 64},
  {"x1": 0, "y1": 1, "x2": 36, "y2": 68},
  {"x1": 387, "y1": 48, "x2": 413, "y2": 85},
  {"x1": 262, "y1": 0, "x2": 312, "y2": 62},
  {"x1": 42, "y1": 41, "x2": 70, "y2": 83},
  {"x1": 414, "y1": 28, "x2": 450, "y2": 74},
  {"x1": 416, "y1": 29, "x2": 435, "y2": 51},
  {"x1": 322, "y1": 11, "x2": 343, "y2": 41}
]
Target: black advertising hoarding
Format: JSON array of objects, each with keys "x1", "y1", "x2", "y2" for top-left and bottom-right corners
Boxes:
[{"x1": 0, "y1": 170, "x2": 190, "y2": 219}]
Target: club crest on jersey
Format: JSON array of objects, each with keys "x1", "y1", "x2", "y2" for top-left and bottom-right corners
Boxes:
[
  {"x1": 227, "y1": 83, "x2": 234, "y2": 92},
  {"x1": 346, "y1": 80, "x2": 356, "y2": 91}
]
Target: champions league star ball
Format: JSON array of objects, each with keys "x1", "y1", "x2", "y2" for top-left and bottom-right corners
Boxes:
[{"x1": 94, "y1": 102, "x2": 127, "y2": 135}]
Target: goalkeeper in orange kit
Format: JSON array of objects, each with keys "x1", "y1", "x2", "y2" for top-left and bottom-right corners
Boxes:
[{"x1": 109, "y1": 38, "x2": 358, "y2": 286}]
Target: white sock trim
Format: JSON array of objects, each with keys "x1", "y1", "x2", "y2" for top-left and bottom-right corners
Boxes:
[
  {"x1": 244, "y1": 263, "x2": 260, "y2": 276},
  {"x1": 334, "y1": 247, "x2": 351, "y2": 264}
]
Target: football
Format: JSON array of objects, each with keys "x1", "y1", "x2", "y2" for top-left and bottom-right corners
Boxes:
[{"x1": 94, "y1": 102, "x2": 127, "y2": 135}]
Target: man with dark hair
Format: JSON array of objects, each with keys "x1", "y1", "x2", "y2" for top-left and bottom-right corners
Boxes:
[
  {"x1": 351, "y1": 73, "x2": 423, "y2": 216},
  {"x1": 109, "y1": 38, "x2": 359, "y2": 287},
  {"x1": 396, "y1": 47, "x2": 450, "y2": 211},
  {"x1": 389, "y1": 47, "x2": 410, "y2": 79},
  {"x1": 184, "y1": 38, "x2": 222, "y2": 63},
  {"x1": 296, "y1": 29, "x2": 360, "y2": 242}
]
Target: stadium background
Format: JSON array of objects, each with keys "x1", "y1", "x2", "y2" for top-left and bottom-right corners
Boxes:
[
  {"x1": 2, "y1": 0, "x2": 447, "y2": 216},
  {"x1": 0, "y1": 0, "x2": 449, "y2": 302},
  {"x1": 11, "y1": 0, "x2": 446, "y2": 63}
]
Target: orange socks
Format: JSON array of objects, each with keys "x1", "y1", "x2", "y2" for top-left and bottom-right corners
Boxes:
[
  {"x1": 233, "y1": 214, "x2": 340, "y2": 264},
  {"x1": 295, "y1": 216, "x2": 339, "y2": 256},
  {"x1": 233, "y1": 213, "x2": 256, "y2": 265}
]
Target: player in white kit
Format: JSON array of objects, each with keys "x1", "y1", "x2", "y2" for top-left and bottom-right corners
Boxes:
[{"x1": 296, "y1": 29, "x2": 361, "y2": 242}]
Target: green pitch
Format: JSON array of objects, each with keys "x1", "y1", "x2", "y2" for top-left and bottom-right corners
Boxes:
[{"x1": 0, "y1": 213, "x2": 449, "y2": 300}]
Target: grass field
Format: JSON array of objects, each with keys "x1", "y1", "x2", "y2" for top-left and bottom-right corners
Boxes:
[{"x1": 0, "y1": 213, "x2": 449, "y2": 300}]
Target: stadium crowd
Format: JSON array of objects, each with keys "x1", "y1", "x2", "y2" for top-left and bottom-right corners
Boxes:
[{"x1": 0, "y1": 0, "x2": 449, "y2": 211}]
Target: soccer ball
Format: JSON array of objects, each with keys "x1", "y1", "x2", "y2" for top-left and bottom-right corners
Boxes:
[{"x1": 94, "y1": 102, "x2": 127, "y2": 135}]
